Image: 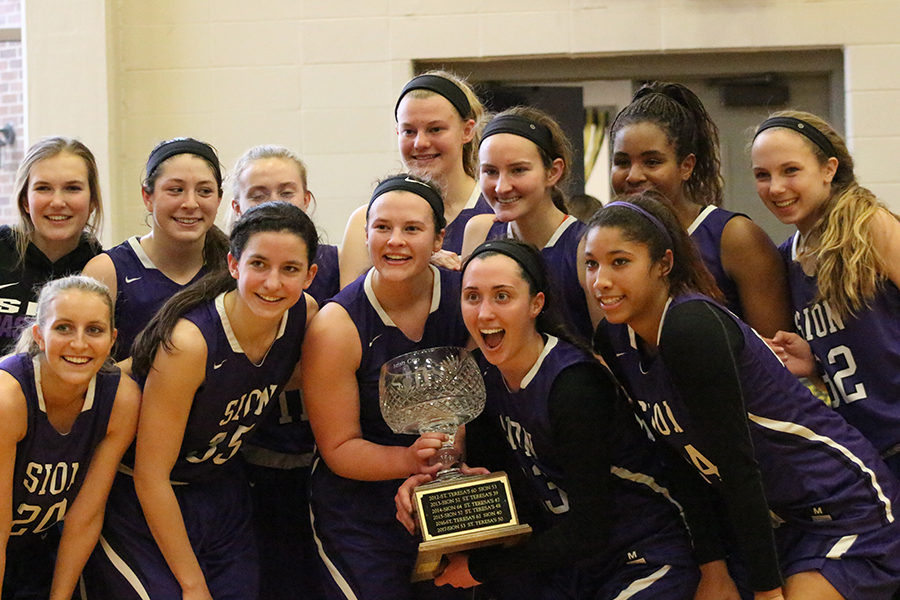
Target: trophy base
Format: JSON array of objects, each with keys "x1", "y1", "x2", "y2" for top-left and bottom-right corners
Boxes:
[
  {"x1": 410, "y1": 471, "x2": 532, "y2": 582},
  {"x1": 411, "y1": 524, "x2": 533, "y2": 582}
]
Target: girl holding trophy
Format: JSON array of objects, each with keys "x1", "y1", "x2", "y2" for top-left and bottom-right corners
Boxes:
[
  {"x1": 302, "y1": 174, "x2": 469, "y2": 600},
  {"x1": 396, "y1": 239, "x2": 700, "y2": 599}
]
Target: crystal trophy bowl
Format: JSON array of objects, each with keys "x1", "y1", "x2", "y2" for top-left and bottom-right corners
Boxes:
[{"x1": 379, "y1": 346, "x2": 485, "y2": 477}]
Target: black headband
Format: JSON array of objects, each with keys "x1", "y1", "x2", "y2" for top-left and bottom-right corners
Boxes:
[
  {"x1": 367, "y1": 175, "x2": 445, "y2": 225},
  {"x1": 146, "y1": 138, "x2": 221, "y2": 184},
  {"x1": 481, "y1": 114, "x2": 556, "y2": 159},
  {"x1": 464, "y1": 239, "x2": 547, "y2": 293},
  {"x1": 754, "y1": 116, "x2": 837, "y2": 158},
  {"x1": 395, "y1": 74, "x2": 471, "y2": 120},
  {"x1": 604, "y1": 201, "x2": 674, "y2": 250}
]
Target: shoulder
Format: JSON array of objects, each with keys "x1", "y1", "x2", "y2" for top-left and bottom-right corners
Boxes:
[
  {"x1": 870, "y1": 208, "x2": 900, "y2": 257},
  {"x1": 169, "y1": 317, "x2": 208, "y2": 356},
  {"x1": 461, "y1": 213, "x2": 496, "y2": 256},
  {"x1": 110, "y1": 372, "x2": 141, "y2": 424},
  {"x1": 660, "y1": 299, "x2": 743, "y2": 357},
  {"x1": 302, "y1": 302, "x2": 361, "y2": 367},
  {"x1": 0, "y1": 368, "x2": 28, "y2": 443},
  {"x1": 721, "y1": 214, "x2": 776, "y2": 253},
  {"x1": 82, "y1": 252, "x2": 117, "y2": 282}
]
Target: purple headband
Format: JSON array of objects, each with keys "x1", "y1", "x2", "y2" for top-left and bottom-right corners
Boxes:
[{"x1": 604, "y1": 201, "x2": 673, "y2": 249}]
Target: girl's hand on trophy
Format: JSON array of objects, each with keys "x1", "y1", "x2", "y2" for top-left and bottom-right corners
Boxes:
[
  {"x1": 395, "y1": 473, "x2": 433, "y2": 535},
  {"x1": 408, "y1": 432, "x2": 449, "y2": 474},
  {"x1": 458, "y1": 464, "x2": 490, "y2": 477},
  {"x1": 434, "y1": 553, "x2": 480, "y2": 588}
]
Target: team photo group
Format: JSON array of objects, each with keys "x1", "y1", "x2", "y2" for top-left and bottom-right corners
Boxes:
[{"x1": 1, "y1": 71, "x2": 899, "y2": 600}]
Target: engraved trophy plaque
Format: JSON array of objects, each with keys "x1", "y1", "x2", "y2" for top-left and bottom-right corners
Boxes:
[{"x1": 379, "y1": 346, "x2": 532, "y2": 582}]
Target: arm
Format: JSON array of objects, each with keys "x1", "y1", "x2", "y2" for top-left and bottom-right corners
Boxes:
[
  {"x1": 81, "y1": 253, "x2": 118, "y2": 310},
  {"x1": 460, "y1": 214, "x2": 495, "y2": 259},
  {"x1": 49, "y1": 374, "x2": 140, "y2": 600},
  {"x1": 720, "y1": 216, "x2": 792, "y2": 337},
  {"x1": 0, "y1": 372, "x2": 28, "y2": 594},
  {"x1": 457, "y1": 364, "x2": 615, "y2": 585},
  {"x1": 301, "y1": 303, "x2": 443, "y2": 481},
  {"x1": 338, "y1": 205, "x2": 371, "y2": 289},
  {"x1": 659, "y1": 301, "x2": 783, "y2": 594},
  {"x1": 870, "y1": 208, "x2": 900, "y2": 289},
  {"x1": 132, "y1": 320, "x2": 212, "y2": 599}
]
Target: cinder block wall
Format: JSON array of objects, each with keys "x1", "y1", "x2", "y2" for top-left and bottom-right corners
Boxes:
[{"x1": 24, "y1": 0, "x2": 900, "y2": 245}]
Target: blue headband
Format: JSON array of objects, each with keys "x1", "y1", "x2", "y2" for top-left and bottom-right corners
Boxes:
[{"x1": 604, "y1": 201, "x2": 673, "y2": 249}]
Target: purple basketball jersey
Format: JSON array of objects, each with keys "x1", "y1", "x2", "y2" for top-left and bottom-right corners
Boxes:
[
  {"x1": 487, "y1": 216, "x2": 593, "y2": 341},
  {"x1": 2, "y1": 353, "x2": 118, "y2": 537},
  {"x1": 780, "y1": 233, "x2": 900, "y2": 465},
  {"x1": 106, "y1": 237, "x2": 207, "y2": 360},
  {"x1": 442, "y1": 189, "x2": 492, "y2": 255},
  {"x1": 602, "y1": 293, "x2": 898, "y2": 537},
  {"x1": 167, "y1": 292, "x2": 306, "y2": 483},
  {"x1": 477, "y1": 336, "x2": 693, "y2": 568},
  {"x1": 688, "y1": 206, "x2": 744, "y2": 318}
]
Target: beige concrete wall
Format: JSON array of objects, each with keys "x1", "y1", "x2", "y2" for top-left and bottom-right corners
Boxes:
[{"x1": 25, "y1": 0, "x2": 900, "y2": 245}]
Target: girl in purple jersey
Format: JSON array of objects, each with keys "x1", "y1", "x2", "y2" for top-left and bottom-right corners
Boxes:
[
  {"x1": 396, "y1": 238, "x2": 700, "y2": 599},
  {"x1": 0, "y1": 275, "x2": 139, "y2": 599},
  {"x1": 303, "y1": 175, "x2": 468, "y2": 600},
  {"x1": 228, "y1": 145, "x2": 331, "y2": 600},
  {"x1": 0, "y1": 138, "x2": 104, "y2": 354},
  {"x1": 462, "y1": 106, "x2": 599, "y2": 341},
  {"x1": 584, "y1": 191, "x2": 900, "y2": 600},
  {"x1": 609, "y1": 81, "x2": 791, "y2": 337},
  {"x1": 340, "y1": 71, "x2": 490, "y2": 284},
  {"x1": 82, "y1": 138, "x2": 229, "y2": 361},
  {"x1": 751, "y1": 111, "x2": 900, "y2": 475},
  {"x1": 88, "y1": 202, "x2": 319, "y2": 600}
]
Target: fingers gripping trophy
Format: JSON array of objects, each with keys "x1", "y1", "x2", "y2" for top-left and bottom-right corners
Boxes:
[{"x1": 380, "y1": 346, "x2": 532, "y2": 581}]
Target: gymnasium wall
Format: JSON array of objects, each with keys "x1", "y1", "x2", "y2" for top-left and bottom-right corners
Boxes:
[{"x1": 23, "y1": 0, "x2": 900, "y2": 246}]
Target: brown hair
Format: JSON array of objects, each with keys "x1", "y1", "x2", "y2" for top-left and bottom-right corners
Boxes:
[{"x1": 12, "y1": 137, "x2": 103, "y2": 264}]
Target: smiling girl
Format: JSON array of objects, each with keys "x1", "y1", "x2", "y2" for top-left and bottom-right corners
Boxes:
[
  {"x1": 303, "y1": 174, "x2": 469, "y2": 600},
  {"x1": 609, "y1": 82, "x2": 791, "y2": 337},
  {"x1": 396, "y1": 238, "x2": 700, "y2": 599},
  {"x1": 0, "y1": 275, "x2": 139, "y2": 600},
  {"x1": 751, "y1": 112, "x2": 900, "y2": 477},
  {"x1": 340, "y1": 71, "x2": 490, "y2": 285},
  {"x1": 585, "y1": 191, "x2": 900, "y2": 600},
  {"x1": 462, "y1": 106, "x2": 598, "y2": 342},
  {"x1": 82, "y1": 138, "x2": 229, "y2": 361},
  {"x1": 85, "y1": 202, "x2": 318, "y2": 599},
  {"x1": 0, "y1": 138, "x2": 104, "y2": 354}
]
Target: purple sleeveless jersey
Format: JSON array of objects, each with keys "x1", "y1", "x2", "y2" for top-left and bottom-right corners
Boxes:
[
  {"x1": 164, "y1": 292, "x2": 306, "y2": 483},
  {"x1": 245, "y1": 242, "x2": 338, "y2": 465},
  {"x1": 688, "y1": 206, "x2": 744, "y2": 319},
  {"x1": 106, "y1": 237, "x2": 207, "y2": 361},
  {"x1": 442, "y1": 190, "x2": 492, "y2": 255},
  {"x1": 602, "y1": 293, "x2": 898, "y2": 536},
  {"x1": 2, "y1": 353, "x2": 118, "y2": 537},
  {"x1": 477, "y1": 336, "x2": 693, "y2": 569},
  {"x1": 780, "y1": 234, "x2": 900, "y2": 468},
  {"x1": 308, "y1": 266, "x2": 469, "y2": 600},
  {"x1": 487, "y1": 216, "x2": 593, "y2": 342}
]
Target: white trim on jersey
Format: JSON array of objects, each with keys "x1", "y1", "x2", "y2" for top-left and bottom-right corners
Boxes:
[
  {"x1": 826, "y1": 534, "x2": 858, "y2": 559},
  {"x1": 610, "y1": 466, "x2": 685, "y2": 519},
  {"x1": 33, "y1": 355, "x2": 96, "y2": 416},
  {"x1": 98, "y1": 534, "x2": 152, "y2": 600},
  {"x1": 519, "y1": 335, "x2": 559, "y2": 389},
  {"x1": 686, "y1": 205, "x2": 718, "y2": 235},
  {"x1": 127, "y1": 237, "x2": 158, "y2": 271},
  {"x1": 215, "y1": 292, "x2": 289, "y2": 365},
  {"x1": 504, "y1": 214, "x2": 579, "y2": 249},
  {"x1": 364, "y1": 264, "x2": 442, "y2": 328},
  {"x1": 610, "y1": 564, "x2": 672, "y2": 600},
  {"x1": 749, "y1": 412, "x2": 895, "y2": 523}
]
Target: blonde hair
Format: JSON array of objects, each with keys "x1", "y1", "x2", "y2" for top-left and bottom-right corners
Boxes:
[
  {"x1": 401, "y1": 70, "x2": 486, "y2": 178},
  {"x1": 761, "y1": 110, "x2": 897, "y2": 318},
  {"x1": 15, "y1": 275, "x2": 115, "y2": 360},
  {"x1": 230, "y1": 145, "x2": 309, "y2": 200},
  {"x1": 12, "y1": 137, "x2": 103, "y2": 265}
]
